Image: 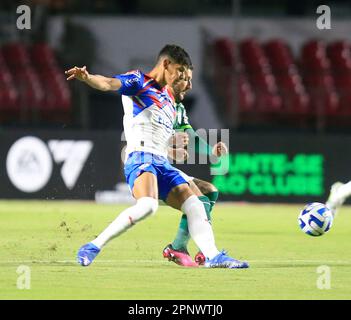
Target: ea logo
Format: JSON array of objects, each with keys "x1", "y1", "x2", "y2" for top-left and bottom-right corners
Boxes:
[{"x1": 6, "y1": 136, "x2": 52, "y2": 193}]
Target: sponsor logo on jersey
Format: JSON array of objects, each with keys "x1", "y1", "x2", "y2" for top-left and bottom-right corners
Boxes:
[
  {"x1": 124, "y1": 70, "x2": 141, "y2": 77},
  {"x1": 125, "y1": 77, "x2": 140, "y2": 86},
  {"x1": 156, "y1": 116, "x2": 174, "y2": 131}
]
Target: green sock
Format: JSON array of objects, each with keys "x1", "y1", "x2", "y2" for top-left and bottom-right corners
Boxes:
[
  {"x1": 171, "y1": 214, "x2": 189, "y2": 251},
  {"x1": 171, "y1": 195, "x2": 212, "y2": 251},
  {"x1": 204, "y1": 191, "x2": 219, "y2": 212},
  {"x1": 198, "y1": 195, "x2": 212, "y2": 222}
]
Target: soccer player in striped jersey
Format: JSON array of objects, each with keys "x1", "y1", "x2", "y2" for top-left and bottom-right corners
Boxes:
[{"x1": 65, "y1": 44, "x2": 248, "y2": 269}]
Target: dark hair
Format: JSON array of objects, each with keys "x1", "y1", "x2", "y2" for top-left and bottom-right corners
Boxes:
[{"x1": 157, "y1": 44, "x2": 193, "y2": 69}]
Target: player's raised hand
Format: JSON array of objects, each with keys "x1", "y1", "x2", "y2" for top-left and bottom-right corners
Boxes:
[
  {"x1": 65, "y1": 66, "x2": 89, "y2": 81},
  {"x1": 212, "y1": 141, "x2": 228, "y2": 157}
]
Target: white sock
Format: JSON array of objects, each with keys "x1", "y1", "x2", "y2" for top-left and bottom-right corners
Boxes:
[
  {"x1": 335, "y1": 182, "x2": 351, "y2": 202},
  {"x1": 181, "y1": 195, "x2": 219, "y2": 260},
  {"x1": 91, "y1": 197, "x2": 158, "y2": 249}
]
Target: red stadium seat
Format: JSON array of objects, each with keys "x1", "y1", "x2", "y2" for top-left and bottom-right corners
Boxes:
[
  {"x1": 0, "y1": 51, "x2": 6, "y2": 67},
  {"x1": 238, "y1": 75, "x2": 255, "y2": 111},
  {"x1": 327, "y1": 41, "x2": 351, "y2": 73},
  {"x1": 264, "y1": 39, "x2": 294, "y2": 72},
  {"x1": 304, "y1": 74, "x2": 335, "y2": 90},
  {"x1": 239, "y1": 38, "x2": 271, "y2": 73},
  {"x1": 327, "y1": 40, "x2": 350, "y2": 59},
  {"x1": 31, "y1": 43, "x2": 59, "y2": 69},
  {"x1": 302, "y1": 40, "x2": 327, "y2": 59},
  {"x1": 255, "y1": 92, "x2": 282, "y2": 112},
  {"x1": 338, "y1": 92, "x2": 351, "y2": 115},
  {"x1": 1, "y1": 41, "x2": 71, "y2": 123},
  {"x1": 12, "y1": 67, "x2": 45, "y2": 110},
  {"x1": 250, "y1": 72, "x2": 278, "y2": 92},
  {"x1": 0, "y1": 66, "x2": 20, "y2": 121},
  {"x1": 309, "y1": 90, "x2": 339, "y2": 115},
  {"x1": 283, "y1": 92, "x2": 310, "y2": 115},
  {"x1": 2, "y1": 43, "x2": 31, "y2": 68},
  {"x1": 213, "y1": 38, "x2": 235, "y2": 67},
  {"x1": 333, "y1": 74, "x2": 351, "y2": 88},
  {"x1": 210, "y1": 37, "x2": 351, "y2": 125},
  {"x1": 38, "y1": 67, "x2": 72, "y2": 116},
  {"x1": 276, "y1": 74, "x2": 305, "y2": 93},
  {"x1": 301, "y1": 40, "x2": 332, "y2": 73},
  {"x1": 303, "y1": 57, "x2": 330, "y2": 71}
]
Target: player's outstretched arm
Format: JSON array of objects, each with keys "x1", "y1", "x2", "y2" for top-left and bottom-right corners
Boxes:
[{"x1": 65, "y1": 66, "x2": 122, "y2": 91}]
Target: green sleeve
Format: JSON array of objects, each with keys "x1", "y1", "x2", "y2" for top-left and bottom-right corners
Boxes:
[
  {"x1": 175, "y1": 104, "x2": 192, "y2": 130},
  {"x1": 185, "y1": 127, "x2": 212, "y2": 156},
  {"x1": 174, "y1": 103, "x2": 212, "y2": 155}
]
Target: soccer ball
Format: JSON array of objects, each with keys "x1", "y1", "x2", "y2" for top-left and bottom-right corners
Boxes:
[{"x1": 298, "y1": 202, "x2": 333, "y2": 236}]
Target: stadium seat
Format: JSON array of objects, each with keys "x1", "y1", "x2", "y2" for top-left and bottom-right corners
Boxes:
[
  {"x1": 275, "y1": 73, "x2": 305, "y2": 93},
  {"x1": 238, "y1": 74, "x2": 255, "y2": 112},
  {"x1": 255, "y1": 91, "x2": 282, "y2": 112},
  {"x1": 0, "y1": 41, "x2": 71, "y2": 124},
  {"x1": 239, "y1": 38, "x2": 271, "y2": 73},
  {"x1": 2, "y1": 43, "x2": 31, "y2": 69},
  {"x1": 35, "y1": 66, "x2": 72, "y2": 123},
  {"x1": 0, "y1": 66, "x2": 20, "y2": 122},
  {"x1": 301, "y1": 40, "x2": 332, "y2": 73},
  {"x1": 213, "y1": 38, "x2": 235, "y2": 67},
  {"x1": 250, "y1": 72, "x2": 277, "y2": 92},
  {"x1": 12, "y1": 67, "x2": 45, "y2": 111},
  {"x1": 304, "y1": 74, "x2": 335, "y2": 90},
  {"x1": 31, "y1": 43, "x2": 58, "y2": 68},
  {"x1": 0, "y1": 51, "x2": 6, "y2": 67},
  {"x1": 327, "y1": 40, "x2": 351, "y2": 75},
  {"x1": 264, "y1": 39, "x2": 294, "y2": 72},
  {"x1": 309, "y1": 90, "x2": 339, "y2": 115},
  {"x1": 28, "y1": 43, "x2": 72, "y2": 122},
  {"x1": 327, "y1": 40, "x2": 350, "y2": 60},
  {"x1": 338, "y1": 92, "x2": 351, "y2": 115},
  {"x1": 333, "y1": 74, "x2": 351, "y2": 88},
  {"x1": 302, "y1": 40, "x2": 326, "y2": 59},
  {"x1": 0, "y1": 72, "x2": 19, "y2": 106},
  {"x1": 210, "y1": 36, "x2": 351, "y2": 127},
  {"x1": 283, "y1": 92, "x2": 310, "y2": 115}
]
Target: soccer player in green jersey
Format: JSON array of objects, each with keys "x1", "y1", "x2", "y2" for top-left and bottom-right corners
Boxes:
[{"x1": 163, "y1": 69, "x2": 229, "y2": 267}]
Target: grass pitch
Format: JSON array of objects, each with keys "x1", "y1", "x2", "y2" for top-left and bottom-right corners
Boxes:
[{"x1": 0, "y1": 200, "x2": 350, "y2": 300}]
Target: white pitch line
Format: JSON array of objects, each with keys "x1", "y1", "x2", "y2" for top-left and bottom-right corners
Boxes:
[
  {"x1": 0, "y1": 259, "x2": 166, "y2": 264},
  {"x1": 0, "y1": 259, "x2": 350, "y2": 265}
]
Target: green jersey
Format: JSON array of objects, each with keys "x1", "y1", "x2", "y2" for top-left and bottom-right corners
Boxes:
[
  {"x1": 173, "y1": 102, "x2": 211, "y2": 155},
  {"x1": 174, "y1": 103, "x2": 192, "y2": 131}
]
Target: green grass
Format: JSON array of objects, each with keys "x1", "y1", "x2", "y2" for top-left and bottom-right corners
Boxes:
[{"x1": 0, "y1": 200, "x2": 350, "y2": 300}]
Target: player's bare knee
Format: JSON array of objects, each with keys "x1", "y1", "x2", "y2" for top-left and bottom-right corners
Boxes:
[
  {"x1": 207, "y1": 183, "x2": 218, "y2": 194},
  {"x1": 166, "y1": 184, "x2": 194, "y2": 210},
  {"x1": 172, "y1": 183, "x2": 192, "y2": 196},
  {"x1": 194, "y1": 178, "x2": 218, "y2": 194}
]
